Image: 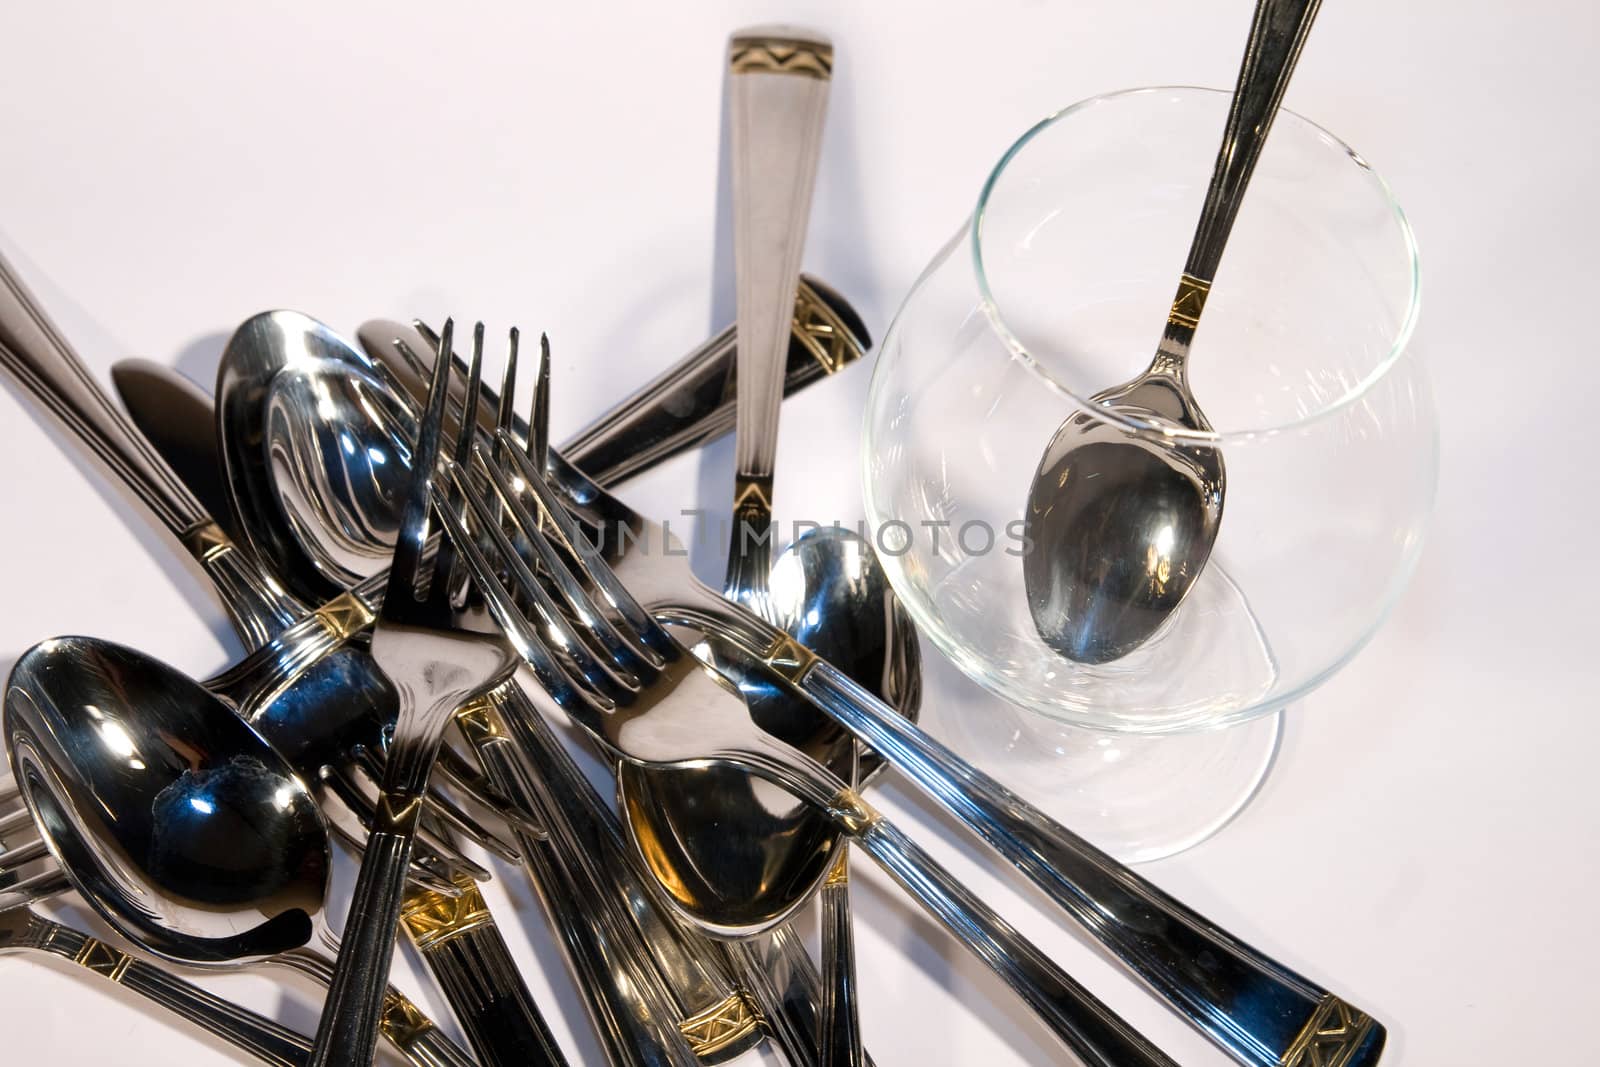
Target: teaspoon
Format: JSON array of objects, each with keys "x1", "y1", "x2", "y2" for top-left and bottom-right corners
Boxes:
[{"x1": 1023, "y1": 0, "x2": 1322, "y2": 663}]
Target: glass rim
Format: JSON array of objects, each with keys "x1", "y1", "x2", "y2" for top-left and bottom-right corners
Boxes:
[{"x1": 970, "y1": 85, "x2": 1422, "y2": 443}]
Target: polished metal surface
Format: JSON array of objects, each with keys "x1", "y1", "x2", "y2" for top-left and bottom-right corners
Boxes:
[
  {"x1": 206, "y1": 315, "x2": 740, "y2": 1064},
  {"x1": 115, "y1": 358, "x2": 596, "y2": 1067},
  {"x1": 1023, "y1": 0, "x2": 1323, "y2": 664},
  {"x1": 558, "y1": 274, "x2": 871, "y2": 487},
  {"x1": 0, "y1": 638, "x2": 480, "y2": 1067},
  {"x1": 309, "y1": 324, "x2": 523, "y2": 1067},
  {"x1": 0, "y1": 906, "x2": 318, "y2": 1066},
  {"x1": 367, "y1": 312, "x2": 1384, "y2": 1067},
  {"x1": 429, "y1": 414, "x2": 1179, "y2": 1067}
]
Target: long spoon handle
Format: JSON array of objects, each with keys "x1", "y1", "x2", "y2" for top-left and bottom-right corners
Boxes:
[
  {"x1": 851, "y1": 817, "x2": 1176, "y2": 1067},
  {"x1": 818, "y1": 853, "x2": 864, "y2": 1067},
  {"x1": 723, "y1": 26, "x2": 833, "y2": 603},
  {"x1": 559, "y1": 275, "x2": 868, "y2": 487},
  {"x1": 792, "y1": 659, "x2": 1385, "y2": 1067},
  {"x1": 5, "y1": 911, "x2": 313, "y2": 1066},
  {"x1": 0, "y1": 249, "x2": 306, "y2": 647},
  {"x1": 1184, "y1": 0, "x2": 1324, "y2": 282}
]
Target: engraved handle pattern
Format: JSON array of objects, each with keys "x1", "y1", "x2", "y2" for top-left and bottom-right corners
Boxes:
[
  {"x1": 0, "y1": 248, "x2": 305, "y2": 647},
  {"x1": 795, "y1": 658, "x2": 1385, "y2": 1067},
  {"x1": 818, "y1": 853, "x2": 864, "y2": 1067}
]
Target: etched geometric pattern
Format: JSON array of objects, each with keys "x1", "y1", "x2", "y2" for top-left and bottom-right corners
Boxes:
[
  {"x1": 762, "y1": 631, "x2": 819, "y2": 683},
  {"x1": 792, "y1": 284, "x2": 863, "y2": 374},
  {"x1": 313, "y1": 590, "x2": 377, "y2": 641},
  {"x1": 378, "y1": 989, "x2": 436, "y2": 1048},
  {"x1": 733, "y1": 476, "x2": 774, "y2": 517},
  {"x1": 73, "y1": 938, "x2": 132, "y2": 983},
  {"x1": 453, "y1": 698, "x2": 503, "y2": 741},
  {"x1": 728, "y1": 38, "x2": 834, "y2": 79},
  {"x1": 180, "y1": 520, "x2": 232, "y2": 562},
  {"x1": 400, "y1": 878, "x2": 494, "y2": 950},
  {"x1": 1281, "y1": 996, "x2": 1376, "y2": 1067},
  {"x1": 1167, "y1": 272, "x2": 1212, "y2": 329},
  {"x1": 679, "y1": 992, "x2": 761, "y2": 1057}
]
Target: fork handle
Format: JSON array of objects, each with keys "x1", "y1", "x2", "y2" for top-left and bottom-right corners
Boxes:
[
  {"x1": 310, "y1": 817, "x2": 421, "y2": 1067},
  {"x1": 0, "y1": 248, "x2": 306, "y2": 648},
  {"x1": 851, "y1": 819, "x2": 1176, "y2": 1067},
  {"x1": 798, "y1": 660, "x2": 1386, "y2": 1067}
]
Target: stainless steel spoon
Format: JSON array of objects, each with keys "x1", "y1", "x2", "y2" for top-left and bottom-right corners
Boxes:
[
  {"x1": 2, "y1": 636, "x2": 475, "y2": 1067},
  {"x1": 1023, "y1": 0, "x2": 1323, "y2": 664}
]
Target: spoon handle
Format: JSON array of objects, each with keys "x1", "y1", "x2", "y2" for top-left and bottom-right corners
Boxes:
[
  {"x1": 851, "y1": 816, "x2": 1176, "y2": 1067},
  {"x1": 559, "y1": 275, "x2": 868, "y2": 487},
  {"x1": 7, "y1": 912, "x2": 313, "y2": 1066},
  {"x1": 1184, "y1": 0, "x2": 1323, "y2": 284},
  {"x1": 794, "y1": 659, "x2": 1385, "y2": 1067},
  {"x1": 0, "y1": 248, "x2": 307, "y2": 647},
  {"x1": 724, "y1": 27, "x2": 833, "y2": 604}
]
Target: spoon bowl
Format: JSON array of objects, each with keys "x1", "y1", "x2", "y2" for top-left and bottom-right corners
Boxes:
[{"x1": 3, "y1": 636, "x2": 329, "y2": 964}]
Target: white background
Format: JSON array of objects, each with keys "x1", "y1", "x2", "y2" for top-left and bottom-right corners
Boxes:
[{"x1": 0, "y1": 2, "x2": 1594, "y2": 1064}]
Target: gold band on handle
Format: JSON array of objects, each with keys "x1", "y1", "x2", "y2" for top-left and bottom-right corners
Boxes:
[
  {"x1": 1280, "y1": 995, "x2": 1376, "y2": 1067},
  {"x1": 1167, "y1": 272, "x2": 1212, "y2": 330},
  {"x1": 678, "y1": 992, "x2": 761, "y2": 1057},
  {"x1": 179, "y1": 520, "x2": 232, "y2": 562},
  {"x1": 312, "y1": 590, "x2": 377, "y2": 642},
  {"x1": 792, "y1": 284, "x2": 862, "y2": 374},
  {"x1": 400, "y1": 876, "x2": 495, "y2": 951},
  {"x1": 73, "y1": 938, "x2": 133, "y2": 983},
  {"x1": 378, "y1": 989, "x2": 437, "y2": 1048},
  {"x1": 825, "y1": 849, "x2": 851, "y2": 886},
  {"x1": 728, "y1": 37, "x2": 834, "y2": 79}
]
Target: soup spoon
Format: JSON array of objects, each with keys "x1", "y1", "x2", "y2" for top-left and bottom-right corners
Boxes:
[
  {"x1": 1, "y1": 636, "x2": 478, "y2": 1067},
  {"x1": 1023, "y1": 0, "x2": 1322, "y2": 663}
]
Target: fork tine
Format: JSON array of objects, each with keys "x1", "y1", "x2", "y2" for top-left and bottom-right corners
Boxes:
[
  {"x1": 472, "y1": 447, "x2": 659, "y2": 678},
  {"x1": 348, "y1": 744, "x2": 522, "y2": 863},
  {"x1": 0, "y1": 865, "x2": 73, "y2": 912},
  {"x1": 496, "y1": 327, "x2": 521, "y2": 451},
  {"x1": 491, "y1": 431, "x2": 676, "y2": 656},
  {"x1": 530, "y1": 332, "x2": 551, "y2": 470},
  {"x1": 433, "y1": 470, "x2": 614, "y2": 719},
  {"x1": 387, "y1": 317, "x2": 456, "y2": 609},
  {"x1": 0, "y1": 836, "x2": 48, "y2": 876},
  {"x1": 455, "y1": 323, "x2": 485, "y2": 466}
]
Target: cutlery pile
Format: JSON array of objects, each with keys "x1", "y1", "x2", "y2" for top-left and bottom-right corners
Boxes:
[{"x1": 0, "y1": 22, "x2": 1387, "y2": 1067}]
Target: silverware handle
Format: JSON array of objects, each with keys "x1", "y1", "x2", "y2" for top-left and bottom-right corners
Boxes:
[
  {"x1": 724, "y1": 26, "x2": 833, "y2": 594},
  {"x1": 403, "y1": 888, "x2": 569, "y2": 1067},
  {"x1": 1185, "y1": 0, "x2": 1322, "y2": 281},
  {"x1": 797, "y1": 660, "x2": 1385, "y2": 1067},
  {"x1": 20, "y1": 915, "x2": 312, "y2": 1066},
  {"x1": 466, "y1": 721, "x2": 704, "y2": 1067},
  {"x1": 309, "y1": 823, "x2": 420, "y2": 1066},
  {"x1": 558, "y1": 275, "x2": 869, "y2": 487},
  {"x1": 0, "y1": 250, "x2": 306, "y2": 647},
  {"x1": 818, "y1": 854, "x2": 864, "y2": 1067},
  {"x1": 853, "y1": 819, "x2": 1176, "y2": 1067}
]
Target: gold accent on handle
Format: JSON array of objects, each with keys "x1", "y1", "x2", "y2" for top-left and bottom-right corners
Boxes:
[
  {"x1": 792, "y1": 284, "x2": 862, "y2": 374},
  {"x1": 312, "y1": 590, "x2": 377, "y2": 641},
  {"x1": 73, "y1": 938, "x2": 133, "y2": 983},
  {"x1": 831, "y1": 788, "x2": 880, "y2": 835},
  {"x1": 179, "y1": 520, "x2": 232, "y2": 562},
  {"x1": 825, "y1": 849, "x2": 851, "y2": 887},
  {"x1": 1281, "y1": 995, "x2": 1376, "y2": 1067},
  {"x1": 453, "y1": 697, "x2": 503, "y2": 741},
  {"x1": 1167, "y1": 272, "x2": 1212, "y2": 329},
  {"x1": 760, "y1": 631, "x2": 820, "y2": 683},
  {"x1": 378, "y1": 988, "x2": 437, "y2": 1049},
  {"x1": 400, "y1": 875, "x2": 495, "y2": 951},
  {"x1": 728, "y1": 37, "x2": 833, "y2": 79},
  {"x1": 732, "y1": 475, "x2": 774, "y2": 517},
  {"x1": 678, "y1": 992, "x2": 761, "y2": 1057}
]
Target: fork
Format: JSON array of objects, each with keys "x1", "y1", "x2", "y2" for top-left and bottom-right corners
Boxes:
[
  {"x1": 309, "y1": 322, "x2": 533, "y2": 1067},
  {"x1": 430, "y1": 347, "x2": 1177, "y2": 1067},
  {"x1": 421, "y1": 356, "x2": 1391, "y2": 1067}
]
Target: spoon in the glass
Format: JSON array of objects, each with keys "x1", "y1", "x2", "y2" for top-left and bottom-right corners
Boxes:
[{"x1": 1023, "y1": 0, "x2": 1322, "y2": 664}]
